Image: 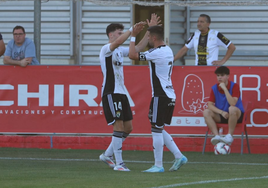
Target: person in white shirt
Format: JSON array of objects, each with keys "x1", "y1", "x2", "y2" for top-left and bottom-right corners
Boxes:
[
  {"x1": 174, "y1": 14, "x2": 236, "y2": 66},
  {"x1": 129, "y1": 25, "x2": 187, "y2": 173},
  {"x1": 99, "y1": 14, "x2": 160, "y2": 172}
]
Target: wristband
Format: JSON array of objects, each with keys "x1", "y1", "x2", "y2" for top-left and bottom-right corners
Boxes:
[
  {"x1": 129, "y1": 27, "x2": 133, "y2": 32},
  {"x1": 130, "y1": 37, "x2": 136, "y2": 42}
]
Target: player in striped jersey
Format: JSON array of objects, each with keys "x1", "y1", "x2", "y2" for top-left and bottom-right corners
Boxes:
[
  {"x1": 129, "y1": 25, "x2": 187, "y2": 173},
  {"x1": 174, "y1": 14, "x2": 236, "y2": 66},
  {"x1": 99, "y1": 14, "x2": 160, "y2": 171}
]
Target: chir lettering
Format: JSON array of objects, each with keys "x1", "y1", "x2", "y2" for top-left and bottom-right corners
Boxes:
[{"x1": 0, "y1": 84, "x2": 135, "y2": 107}]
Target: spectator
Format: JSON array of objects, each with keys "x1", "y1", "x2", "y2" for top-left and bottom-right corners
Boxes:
[
  {"x1": 203, "y1": 66, "x2": 244, "y2": 146},
  {"x1": 174, "y1": 14, "x2": 236, "y2": 66},
  {"x1": 4, "y1": 25, "x2": 39, "y2": 66},
  {"x1": 0, "y1": 33, "x2": 5, "y2": 57},
  {"x1": 129, "y1": 25, "x2": 187, "y2": 173}
]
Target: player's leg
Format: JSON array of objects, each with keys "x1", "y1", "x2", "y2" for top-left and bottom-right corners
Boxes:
[
  {"x1": 99, "y1": 94, "x2": 116, "y2": 168},
  {"x1": 102, "y1": 120, "x2": 132, "y2": 163},
  {"x1": 160, "y1": 98, "x2": 188, "y2": 171},
  {"x1": 143, "y1": 97, "x2": 164, "y2": 173},
  {"x1": 112, "y1": 94, "x2": 132, "y2": 171},
  {"x1": 162, "y1": 98, "x2": 182, "y2": 158},
  {"x1": 99, "y1": 94, "x2": 130, "y2": 171},
  {"x1": 203, "y1": 108, "x2": 222, "y2": 145},
  {"x1": 221, "y1": 106, "x2": 242, "y2": 145},
  {"x1": 163, "y1": 129, "x2": 188, "y2": 171},
  {"x1": 112, "y1": 120, "x2": 127, "y2": 170},
  {"x1": 122, "y1": 120, "x2": 133, "y2": 143},
  {"x1": 163, "y1": 130, "x2": 182, "y2": 158},
  {"x1": 122, "y1": 95, "x2": 133, "y2": 136}
]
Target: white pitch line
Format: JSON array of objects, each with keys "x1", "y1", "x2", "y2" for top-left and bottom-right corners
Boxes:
[
  {"x1": 1, "y1": 157, "x2": 267, "y2": 188},
  {"x1": 126, "y1": 160, "x2": 268, "y2": 166},
  {"x1": 0, "y1": 157, "x2": 96, "y2": 162},
  {"x1": 150, "y1": 176, "x2": 268, "y2": 188},
  {"x1": 0, "y1": 157, "x2": 268, "y2": 166},
  {"x1": 188, "y1": 161, "x2": 268, "y2": 166}
]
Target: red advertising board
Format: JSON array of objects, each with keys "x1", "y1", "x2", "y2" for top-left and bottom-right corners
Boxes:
[{"x1": 0, "y1": 66, "x2": 267, "y2": 136}]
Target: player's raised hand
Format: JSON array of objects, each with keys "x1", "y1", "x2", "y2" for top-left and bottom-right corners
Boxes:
[
  {"x1": 147, "y1": 13, "x2": 161, "y2": 27},
  {"x1": 132, "y1": 21, "x2": 146, "y2": 37}
]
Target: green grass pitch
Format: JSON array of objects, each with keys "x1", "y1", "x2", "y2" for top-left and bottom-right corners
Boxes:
[{"x1": 0, "y1": 148, "x2": 267, "y2": 188}]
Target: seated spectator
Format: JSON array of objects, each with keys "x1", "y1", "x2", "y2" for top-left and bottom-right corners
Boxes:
[
  {"x1": 0, "y1": 33, "x2": 5, "y2": 57},
  {"x1": 203, "y1": 66, "x2": 244, "y2": 145},
  {"x1": 4, "y1": 25, "x2": 39, "y2": 66}
]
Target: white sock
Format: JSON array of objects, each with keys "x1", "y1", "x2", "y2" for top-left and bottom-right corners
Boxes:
[
  {"x1": 105, "y1": 137, "x2": 127, "y2": 157},
  {"x1": 104, "y1": 142, "x2": 113, "y2": 157},
  {"x1": 163, "y1": 130, "x2": 182, "y2": 159},
  {"x1": 152, "y1": 132, "x2": 164, "y2": 167},
  {"x1": 112, "y1": 136, "x2": 123, "y2": 165}
]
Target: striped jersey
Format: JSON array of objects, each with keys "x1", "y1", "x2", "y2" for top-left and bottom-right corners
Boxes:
[
  {"x1": 185, "y1": 29, "x2": 231, "y2": 66},
  {"x1": 139, "y1": 45, "x2": 176, "y2": 99},
  {"x1": 99, "y1": 43, "x2": 129, "y2": 96}
]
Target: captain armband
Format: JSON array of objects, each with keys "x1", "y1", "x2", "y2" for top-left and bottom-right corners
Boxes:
[{"x1": 139, "y1": 53, "x2": 146, "y2": 61}]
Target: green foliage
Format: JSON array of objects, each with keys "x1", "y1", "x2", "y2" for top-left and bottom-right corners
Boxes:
[{"x1": 0, "y1": 148, "x2": 267, "y2": 188}]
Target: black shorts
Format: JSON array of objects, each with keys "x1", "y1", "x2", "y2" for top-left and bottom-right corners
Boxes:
[
  {"x1": 102, "y1": 93, "x2": 133, "y2": 125},
  {"x1": 220, "y1": 112, "x2": 244, "y2": 124},
  {"x1": 148, "y1": 96, "x2": 175, "y2": 127}
]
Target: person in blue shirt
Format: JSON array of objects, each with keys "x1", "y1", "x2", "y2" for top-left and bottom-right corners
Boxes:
[
  {"x1": 4, "y1": 25, "x2": 39, "y2": 66},
  {"x1": 203, "y1": 66, "x2": 244, "y2": 146},
  {"x1": 0, "y1": 33, "x2": 5, "y2": 57}
]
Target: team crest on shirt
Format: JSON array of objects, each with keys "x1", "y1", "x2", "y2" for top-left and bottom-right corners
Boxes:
[
  {"x1": 113, "y1": 51, "x2": 123, "y2": 66},
  {"x1": 116, "y1": 111, "x2": 121, "y2": 118},
  {"x1": 113, "y1": 61, "x2": 122, "y2": 66}
]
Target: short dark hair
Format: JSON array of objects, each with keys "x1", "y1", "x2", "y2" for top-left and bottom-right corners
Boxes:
[
  {"x1": 215, "y1": 66, "x2": 230, "y2": 75},
  {"x1": 13, "y1": 25, "x2": 25, "y2": 33},
  {"x1": 106, "y1": 23, "x2": 124, "y2": 37},
  {"x1": 147, "y1": 25, "x2": 164, "y2": 40},
  {"x1": 199, "y1": 14, "x2": 211, "y2": 23}
]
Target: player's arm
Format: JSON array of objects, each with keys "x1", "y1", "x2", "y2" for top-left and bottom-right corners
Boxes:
[
  {"x1": 135, "y1": 13, "x2": 161, "y2": 52},
  {"x1": 174, "y1": 45, "x2": 189, "y2": 62},
  {"x1": 109, "y1": 28, "x2": 133, "y2": 52},
  {"x1": 129, "y1": 23, "x2": 145, "y2": 60},
  {"x1": 134, "y1": 31, "x2": 148, "y2": 53}
]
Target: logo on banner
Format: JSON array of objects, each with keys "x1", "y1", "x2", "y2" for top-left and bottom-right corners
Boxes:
[
  {"x1": 180, "y1": 74, "x2": 209, "y2": 114},
  {"x1": 0, "y1": 84, "x2": 135, "y2": 116},
  {"x1": 0, "y1": 84, "x2": 134, "y2": 107}
]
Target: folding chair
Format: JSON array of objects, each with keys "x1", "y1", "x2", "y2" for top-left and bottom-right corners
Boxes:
[{"x1": 202, "y1": 101, "x2": 252, "y2": 155}]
